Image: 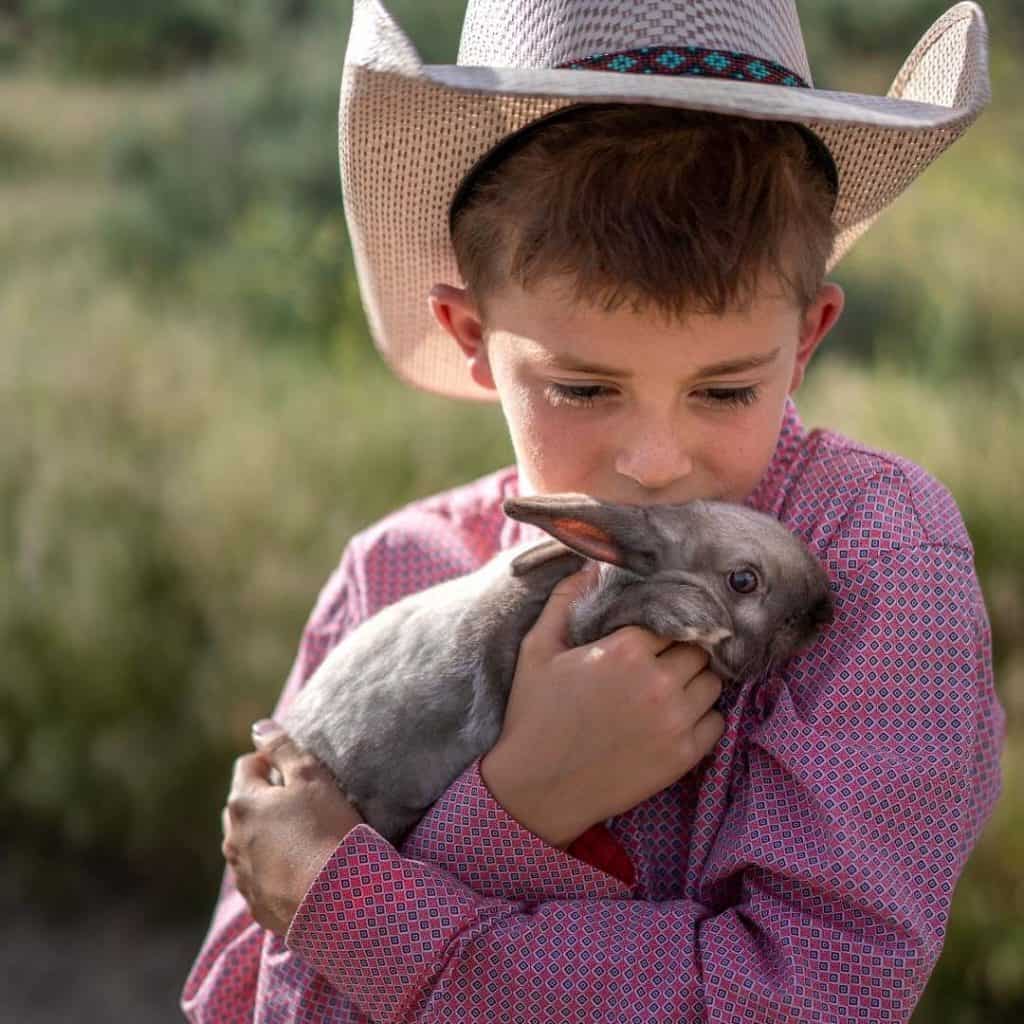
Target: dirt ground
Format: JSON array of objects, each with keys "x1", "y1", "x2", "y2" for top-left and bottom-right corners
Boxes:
[{"x1": 3, "y1": 893, "x2": 203, "y2": 1023}]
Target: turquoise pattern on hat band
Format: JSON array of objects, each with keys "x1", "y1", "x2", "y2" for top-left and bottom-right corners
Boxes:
[{"x1": 557, "y1": 45, "x2": 808, "y2": 88}]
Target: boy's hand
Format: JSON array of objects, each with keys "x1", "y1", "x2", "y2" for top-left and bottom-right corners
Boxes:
[
  {"x1": 221, "y1": 722, "x2": 365, "y2": 935},
  {"x1": 481, "y1": 566, "x2": 725, "y2": 849}
]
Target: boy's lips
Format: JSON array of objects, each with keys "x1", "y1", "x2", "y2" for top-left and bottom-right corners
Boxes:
[{"x1": 592, "y1": 490, "x2": 727, "y2": 507}]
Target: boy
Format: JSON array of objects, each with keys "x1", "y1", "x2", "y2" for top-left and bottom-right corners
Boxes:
[{"x1": 184, "y1": 1, "x2": 1005, "y2": 1021}]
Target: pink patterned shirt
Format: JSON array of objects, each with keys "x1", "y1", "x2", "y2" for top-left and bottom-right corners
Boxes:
[{"x1": 182, "y1": 398, "x2": 1004, "y2": 1023}]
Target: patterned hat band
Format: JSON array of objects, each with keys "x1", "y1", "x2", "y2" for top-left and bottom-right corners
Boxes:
[
  {"x1": 556, "y1": 45, "x2": 809, "y2": 88},
  {"x1": 448, "y1": 48, "x2": 836, "y2": 231}
]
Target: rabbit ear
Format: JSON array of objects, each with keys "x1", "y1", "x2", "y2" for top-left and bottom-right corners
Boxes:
[
  {"x1": 503, "y1": 495, "x2": 660, "y2": 575},
  {"x1": 510, "y1": 539, "x2": 582, "y2": 577}
]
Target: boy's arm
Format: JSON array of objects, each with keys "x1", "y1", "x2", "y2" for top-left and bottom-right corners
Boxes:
[
  {"x1": 184, "y1": 520, "x2": 1006, "y2": 1023},
  {"x1": 179, "y1": 529, "x2": 634, "y2": 1024},
  {"x1": 180, "y1": 544, "x2": 367, "y2": 1023},
  {"x1": 281, "y1": 538, "x2": 1003, "y2": 1024}
]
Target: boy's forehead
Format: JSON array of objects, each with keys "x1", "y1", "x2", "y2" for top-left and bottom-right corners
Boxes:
[
  {"x1": 480, "y1": 277, "x2": 802, "y2": 366},
  {"x1": 484, "y1": 274, "x2": 800, "y2": 324},
  {"x1": 541, "y1": 345, "x2": 784, "y2": 379}
]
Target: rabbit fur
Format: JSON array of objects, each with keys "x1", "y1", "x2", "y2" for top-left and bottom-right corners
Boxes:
[{"x1": 281, "y1": 494, "x2": 834, "y2": 843}]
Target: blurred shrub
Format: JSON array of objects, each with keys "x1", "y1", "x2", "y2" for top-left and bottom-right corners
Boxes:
[
  {"x1": 802, "y1": 0, "x2": 1023, "y2": 86},
  {"x1": 0, "y1": 279, "x2": 511, "y2": 915},
  {"x1": 0, "y1": 1, "x2": 24, "y2": 66},
  {"x1": 15, "y1": 0, "x2": 466, "y2": 76},
  {"x1": 94, "y1": 0, "x2": 469, "y2": 341},
  {"x1": 101, "y1": 47, "x2": 353, "y2": 352},
  {"x1": 13, "y1": 0, "x2": 1024, "y2": 80},
  {"x1": 800, "y1": 0, "x2": 1019, "y2": 79},
  {"x1": 822, "y1": 52, "x2": 1024, "y2": 385},
  {"x1": 0, "y1": 126, "x2": 43, "y2": 177},
  {"x1": 24, "y1": 0, "x2": 238, "y2": 76}
]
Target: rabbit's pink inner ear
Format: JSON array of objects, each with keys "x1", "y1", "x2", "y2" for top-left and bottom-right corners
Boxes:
[{"x1": 550, "y1": 518, "x2": 623, "y2": 566}]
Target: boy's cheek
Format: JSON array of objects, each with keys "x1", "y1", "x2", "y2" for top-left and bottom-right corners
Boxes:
[
  {"x1": 719, "y1": 407, "x2": 791, "y2": 502},
  {"x1": 505, "y1": 404, "x2": 603, "y2": 495},
  {"x1": 518, "y1": 423, "x2": 597, "y2": 495}
]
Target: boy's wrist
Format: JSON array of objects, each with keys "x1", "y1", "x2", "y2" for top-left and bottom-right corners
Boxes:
[{"x1": 480, "y1": 742, "x2": 587, "y2": 851}]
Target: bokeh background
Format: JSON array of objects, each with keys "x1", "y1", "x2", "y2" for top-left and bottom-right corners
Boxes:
[{"x1": 1, "y1": 1, "x2": 1021, "y2": 1020}]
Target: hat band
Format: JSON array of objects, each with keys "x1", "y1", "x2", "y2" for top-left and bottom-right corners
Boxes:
[{"x1": 556, "y1": 46, "x2": 808, "y2": 88}]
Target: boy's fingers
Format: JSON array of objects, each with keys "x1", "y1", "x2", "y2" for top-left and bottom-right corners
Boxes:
[
  {"x1": 694, "y1": 707, "x2": 726, "y2": 750},
  {"x1": 524, "y1": 563, "x2": 600, "y2": 655},
  {"x1": 230, "y1": 751, "x2": 273, "y2": 797},
  {"x1": 226, "y1": 752, "x2": 274, "y2": 827},
  {"x1": 251, "y1": 720, "x2": 327, "y2": 786},
  {"x1": 655, "y1": 640, "x2": 711, "y2": 677},
  {"x1": 220, "y1": 807, "x2": 239, "y2": 864},
  {"x1": 594, "y1": 626, "x2": 684, "y2": 658}
]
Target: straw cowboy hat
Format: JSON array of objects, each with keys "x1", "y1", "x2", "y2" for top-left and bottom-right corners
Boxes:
[{"x1": 339, "y1": 0, "x2": 990, "y2": 400}]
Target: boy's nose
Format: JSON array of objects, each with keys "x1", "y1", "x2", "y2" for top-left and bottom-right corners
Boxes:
[{"x1": 614, "y1": 430, "x2": 694, "y2": 492}]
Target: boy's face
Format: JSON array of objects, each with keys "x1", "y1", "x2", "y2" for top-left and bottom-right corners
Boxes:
[{"x1": 431, "y1": 276, "x2": 843, "y2": 505}]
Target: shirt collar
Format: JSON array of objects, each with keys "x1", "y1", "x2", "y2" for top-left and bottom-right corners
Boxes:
[{"x1": 744, "y1": 395, "x2": 806, "y2": 516}]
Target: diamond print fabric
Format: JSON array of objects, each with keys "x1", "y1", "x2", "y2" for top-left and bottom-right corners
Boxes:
[{"x1": 182, "y1": 399, "x2": 1005, "y2": 1022}]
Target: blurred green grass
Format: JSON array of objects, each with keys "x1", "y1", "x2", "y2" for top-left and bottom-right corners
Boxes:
[{"x1": 1, "y1": 2, "x2": 1022, "y2": 1020}]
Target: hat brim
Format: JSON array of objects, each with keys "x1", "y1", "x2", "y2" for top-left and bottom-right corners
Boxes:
[
  {"x1": 425, "y1": 65, "x2": 969, "y2": 130},
  {"x1": 340, "y1": 0, "x2": 990, "y2": 401}
]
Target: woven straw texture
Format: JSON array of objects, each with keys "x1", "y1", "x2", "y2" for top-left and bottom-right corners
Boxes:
[
  {"x1": 458, "y1": 0, "x2": 813, "y2": 83},
  {"x1": 339, "y1": 0, "x2": 990, "y2": 401}
]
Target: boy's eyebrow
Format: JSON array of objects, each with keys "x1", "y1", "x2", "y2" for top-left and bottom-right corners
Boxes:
[{"x1": 549, "y1": 347, "x2": 782, "y2": 378}]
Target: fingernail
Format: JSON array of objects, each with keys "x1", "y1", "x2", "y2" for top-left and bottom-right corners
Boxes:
[{"x1": 251, "y1": 719, "x2": 279, "y2": 737}]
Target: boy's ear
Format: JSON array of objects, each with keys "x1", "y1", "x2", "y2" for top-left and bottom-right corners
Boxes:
[
  {"x1": 789, "y1": 282, "x2": 845, "y2": 393},
  {"x1": 428, "y1": 284, "x2": 495, "y2": 391}
]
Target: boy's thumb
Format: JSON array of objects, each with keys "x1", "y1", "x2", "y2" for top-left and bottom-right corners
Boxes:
[{"x1": 527, "y1": 562, "x2": 599, "y2": 654}]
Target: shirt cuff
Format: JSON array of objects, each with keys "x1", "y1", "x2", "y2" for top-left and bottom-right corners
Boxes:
[
  {"x1": 400, "y1": 758, "x2": 635, "y2": 900},
  {"x1": 285, "y1": 824, "x2": 487, "y2": 1020}
]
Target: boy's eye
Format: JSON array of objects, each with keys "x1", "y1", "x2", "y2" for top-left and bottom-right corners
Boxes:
[
  {"x1": 545, "y1": 383, "x2": 611, "y2": 408},
  {"x1": 698, "y1": 385, "x2": 759, "y2": 408},
  {"x1": 546, "y1": 383, "x2": 760, "y2": 409}
]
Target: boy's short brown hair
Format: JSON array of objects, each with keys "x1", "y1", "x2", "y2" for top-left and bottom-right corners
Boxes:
[{"x1": 450, "y1": 104, "x2": 837, "y2": 321}]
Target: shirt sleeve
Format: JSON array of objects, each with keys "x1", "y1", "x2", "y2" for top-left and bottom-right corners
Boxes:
[
  {"x1": 401, "y1": 757, "x2": 637, "y2": 899},
  {"x1": 181, "y1": 544, "x2": 365, "y2": 1023},
  {"x1": 280, "y1": 538, "x2": 1004, "y2": 1023},
  {"x1": 180, "y1": 529, "x2": 633, "y2": 1023}
]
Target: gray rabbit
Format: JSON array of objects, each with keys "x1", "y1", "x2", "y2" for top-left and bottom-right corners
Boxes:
[{"x1": 281, "y1": 494, "x2": 834, "y2": 842}]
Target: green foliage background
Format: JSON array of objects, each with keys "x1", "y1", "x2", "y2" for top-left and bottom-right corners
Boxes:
[{"x1": 1, "y1": 2, "x2": 1021, "y2": 1020}]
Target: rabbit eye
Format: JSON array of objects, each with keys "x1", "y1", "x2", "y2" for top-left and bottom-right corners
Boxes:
[{"x1": 727, "y1": 568, "x2": 759, "y2": 594}]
